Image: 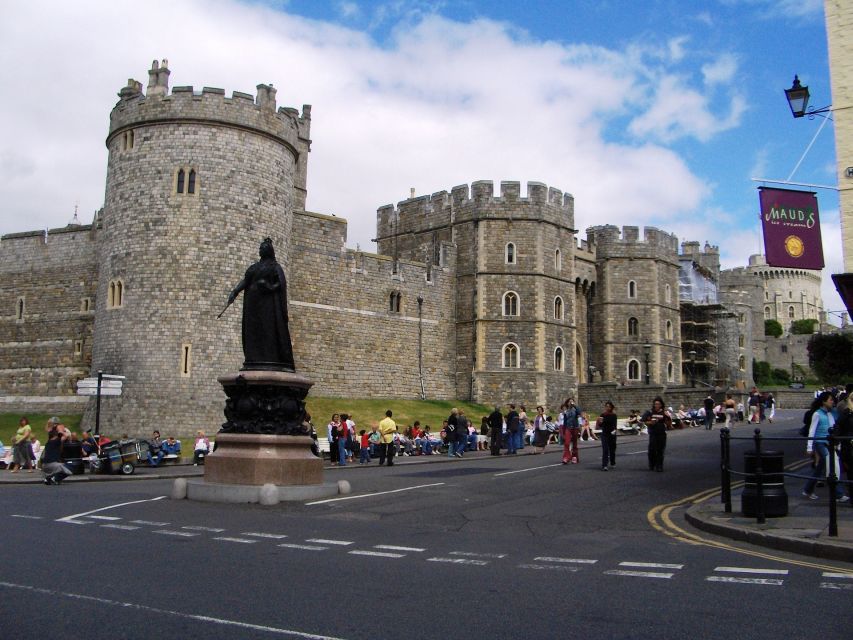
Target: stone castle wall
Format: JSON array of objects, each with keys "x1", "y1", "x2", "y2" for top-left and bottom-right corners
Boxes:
[{"x1": 0, "y1": 225, "x2": 97, "y2": 407}]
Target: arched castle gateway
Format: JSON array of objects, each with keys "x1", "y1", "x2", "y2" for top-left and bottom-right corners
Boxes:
[{"x1": 0, "y1": 61, "x2": 832, "y2": 438}]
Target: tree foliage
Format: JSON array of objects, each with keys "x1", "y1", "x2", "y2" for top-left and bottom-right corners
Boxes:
[
  {"x1": 764, "y1": 319, "x2": 783, "y2": 337},
  {"x1": 790, "y1": 319, "x2": 816, "y2": 335},
  {"x1": 753, "y1": 359, "x2": 772, "y2": 385},
  {"x1": 807, "y1": 333, "x2": 853, "y2": 382}
]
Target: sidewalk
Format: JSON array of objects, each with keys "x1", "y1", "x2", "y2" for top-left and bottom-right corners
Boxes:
[{"x1": 686, "y1": 493, "x2": 853, "y2": 563}]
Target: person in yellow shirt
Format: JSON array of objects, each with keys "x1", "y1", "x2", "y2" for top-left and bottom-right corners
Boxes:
[{"x1": 378, "y1": 410, "x2": 397, "y2": 467}]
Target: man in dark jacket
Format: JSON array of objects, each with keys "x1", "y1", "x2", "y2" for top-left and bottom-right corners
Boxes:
[
  {"x1": 488, "y1": 406, "x2": 503, "y2": 455},
  {"x1": 42, "y1": 427, "x2": 72, "y2": 485},
  {"x1": 505, "y1": 404, "x2": 519, "y2": 455},
  {"x1": 446, "y1": 409, "x2": 460, "y2": 458},
  {"x1": 703, "y1": 395, "x2": 715, "y2": 430}
]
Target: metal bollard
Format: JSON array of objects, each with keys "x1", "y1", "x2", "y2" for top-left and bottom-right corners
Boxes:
[
  {"x1": 753, "y1": 428, "x2": 765, "y2": 524},
  {"x1": 721, "y1": 427, "x2": 732, "y2": 513},
  {"x1": 828, "y1": 428, "x2": 838, "y2": 537}
]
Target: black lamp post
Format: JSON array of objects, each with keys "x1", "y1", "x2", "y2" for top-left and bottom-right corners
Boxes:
[
  {"x1": 785, "y1": 75, "x2": 831, "y2": 119},
  {"x1": 688, "y1": 349, "x2": 697, "y2": 388},
  {"x1": 643, "y1": 343, "x2": 651, "y2": 385}
]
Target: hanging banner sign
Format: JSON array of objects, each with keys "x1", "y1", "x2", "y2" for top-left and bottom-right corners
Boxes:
[{"x1": 758, "y1": 187, "x2": 824, "y2": 270}]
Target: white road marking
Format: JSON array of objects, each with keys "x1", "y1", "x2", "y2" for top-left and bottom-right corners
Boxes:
[
  {"x1": 706, "y1": 576, "x2": 784, "y2": 586},
  {"x1": 278, "y1": 543, "x2": 328, "y2": 551},
  {"x1": 624, "y1": 451, "x2": 647, "y2": 455},
  {"x1": 57, "y1": 496, "x2": 167, "y2": 523},
  {"x1": 348, "y1": 550, "x2": 405, "y2": 558},
  {"x1": 0, "y1": 580, "x2": 349, "y2": 640},
  {"x1": 131, "y1": 520, "x2": 170, "y2": 526},
  {"x1": 86, "y1": 515, "x2": 122, "y2": 521},
  {"x1": 534, "y1": 556, "x2": 598, "y2": 565},
  {"x1": 713, "y1": 567, "x2": 789, "y2": 575},
  {"x1": 427, "y1": 557, "x2": 489, "y2": 566},
  {"x1": 213, "y1": 537, "x2": 257, "y2": 544},
  {"x1": 375, "y1": 545, "x2": 425, "y2": 553},
  {"x1": 518, "y1": 564, "x2": 580, "y2": 572},
  {"x1": 822, "y1": 572, "x2": 853, "y2": 579},
  {"x1": 306, "y1": 539, "x2": 352, "y2": 546},
  {"x1": 58, "y1": 520, "x2": 90, "y2": 526},
  {"x1": 100, "y1": 524, "x2": 140, "y2": 531},
  {"x1": 182, "y1": 526, "x2": 226, "y2": 533},
  {"x1": 620, "y1": 562, "x2": 683, "y2": 570},
  {"x1": 604, "y1": 570, "x2": 674, "y2": 579},
  {"x1": 820, "y1": 582, "x2": 853, "y2": 590},
  {"x1": 242, "y1": 532, "x2": 289, "y2": 540},
  {"x1": 306, "y1": 483, "x2": 445, "y2": 505},
  {"x1": 449, "y1": 551, "x2": 506, "y2": 559},
  {"x1": 11, "y1": 514, "x2": 43, "y2": 520},
  {"x1": 153, "y1": 530, "x2": 199, "y2": 538},
  {"x1": 494, "y1": 464, "x2": 562, "y2": 477}
]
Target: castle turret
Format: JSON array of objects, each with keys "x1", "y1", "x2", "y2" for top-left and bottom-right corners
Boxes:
[{"x1": 86, "y1": 61, "x2": 311, "y2": 437}]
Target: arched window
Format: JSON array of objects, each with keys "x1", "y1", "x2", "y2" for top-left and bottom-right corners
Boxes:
[
  {"x1": 665, "y1": 320, "x2": 673, "y2": 340},
  {"x1": 667, "y1": 361, "x2": 674, "y2": 382},
  {"x1": 554, "y1": 346, "x2": 564, "y2": 371},
  {"x1": 627, "y1": 359, "x2": 640, "y2": 381},
  {"x1": 554, "y1": 296, "x2": 563, "y2": 320},
  {"x1": 788, "y1": 306, "x2": 795, "y2": 319},
  {"x1": 764, "y1": 291, "x2": 769, "y2": 300},
  {"x1": 80, "y1": 297, "x2": 91, "y2": 312},
  {"x1": 738, "y1": 335, "x2": 745, "y2": 348},
  {"x1": 15, "y1": 297, "x2": 25, "y2": 321},
  {"x1": 176, "y1": 168, "x2": 185, "y2": 194},
  {"x1": 108, "y1": 280, "x2": 124, "y2": 309},
  {"x1": 502, "y1": 343, "x2": 519, "y2": 368},
  {"x1": 554, "y1": 249, "x2": 561, "y2": 272},
  {"x1": 503, "y1": 291, "x2": 519, "y2": 316},
  {"x1": 389, "y1": 291, "x2": 401, "y2": 313},
  {"x1": 505, "y1": 242, "x2": 516, "y2": 265},
  {"x1": 187, "y1": 169, "x2": 196, "y2": 194},
  {"x1": 738, "y1": 355, "x2": 746, "y2": 371},
  {"x1": 116, "y1": 280, "x2": 123, "y2": 308},
  {"x1": 628, "y1": 317, "x2": 639, "y2": 337},
  {"x1": 738, "y1": 313, "x2": 745, "y2": 323},
  {"x1": 628, "y1": 280, "x2": 637, "y2": 299},
  {"x1": 665, "y1": 284, "x2": 671, "y2": 303},
  {"x1": 764, "y1": 306, "x2": 771, "y2": 319}
]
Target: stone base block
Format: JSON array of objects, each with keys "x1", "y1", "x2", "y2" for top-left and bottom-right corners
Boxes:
[
  {"x1": 205, "y1": 433, "x2": 323, "y2": 486},
  {"x1": 184, "y1": 478, "x2": 340, "y2": 504}
]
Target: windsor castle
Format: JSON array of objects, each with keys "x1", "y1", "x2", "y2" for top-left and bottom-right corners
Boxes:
[{"x1": 0, "y1": 61, "x2": 833, "y2": 438}]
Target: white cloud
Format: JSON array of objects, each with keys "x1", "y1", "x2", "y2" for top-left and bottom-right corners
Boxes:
[
  {"x1": 702, "y1": 53, "x2": 738, "y2": 86},
  {"x1": 338, "y1": 1, "x2": 360, "y2": 19}
]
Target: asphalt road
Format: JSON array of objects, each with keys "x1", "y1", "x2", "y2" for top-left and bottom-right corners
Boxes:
[{"x1": 2, "y1": 410, "x2": 850, "y2": 640}]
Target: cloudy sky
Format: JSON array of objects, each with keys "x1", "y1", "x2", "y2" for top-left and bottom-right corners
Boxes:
[{"x1": 0, "y1": 0, "x2": 843, "y2": 317}]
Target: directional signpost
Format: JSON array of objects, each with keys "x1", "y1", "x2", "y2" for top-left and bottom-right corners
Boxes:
[{"x1": 76, "y1": 371, "x2": 125, "y2": 435}]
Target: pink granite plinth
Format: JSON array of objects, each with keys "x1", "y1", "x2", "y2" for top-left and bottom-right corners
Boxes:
[{"x1": 205, "y1": 433, "x2": 323, "y2": 486}]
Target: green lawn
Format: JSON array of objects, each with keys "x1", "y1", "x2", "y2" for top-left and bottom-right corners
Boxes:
[{"x1": 0, "y1": 397, "x2": 492, "y2": 446}]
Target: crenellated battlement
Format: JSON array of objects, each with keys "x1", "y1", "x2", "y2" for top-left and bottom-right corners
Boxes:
[
  {"x1": 586, "y1": 224, "x2": 679, "y2": 258},
  {"x1": 108, "y1": 60, "x2": 311, "y2": 153}
]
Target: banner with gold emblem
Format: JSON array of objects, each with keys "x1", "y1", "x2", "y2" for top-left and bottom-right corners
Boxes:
[{"x1": 758, "y1": 187, "x2": 824, "y2": 270}]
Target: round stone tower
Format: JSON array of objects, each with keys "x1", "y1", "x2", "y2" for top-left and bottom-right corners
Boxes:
[{"x1": 85, "y1": 59, "x2": 311, "y2": 438}]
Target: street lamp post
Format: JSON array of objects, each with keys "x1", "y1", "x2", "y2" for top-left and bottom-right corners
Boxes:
[
  {"x1": 643, "y1": 343, "x2": 651, "y2": 385},
  {"x1": 688, "y1": 349, "x2": 697, "y2": 388},
  {"x1": 784, "y1": 75, "x2": 832, "y2": 119}
]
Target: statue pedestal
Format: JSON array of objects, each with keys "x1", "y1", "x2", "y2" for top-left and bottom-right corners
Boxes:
[{"x1": 205, "y1": 370, "x2": 323, "y2": 486}]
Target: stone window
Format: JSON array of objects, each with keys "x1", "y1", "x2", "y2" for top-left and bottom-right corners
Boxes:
[
  {"x1": 122, "y1": 129, "x2": 135, "y2": 151},
  {"x1": 181, "y1": 343, "x2": 192, "y2": 377},
  {"x1": 554, "y1": 249, "x2": 561, "y2": 272},
  {"x1": 502, "y1": 343, "x2": 519, "y2": 368},
  {"x1": 554, "y1": 296, "x2": 563, "y2": 320},
  {"x1": 503, "y1": 291, "x2": 519, "y2": 317},
  {"x1": 81, "y1": 297, "x2": 92, "y2": 312},
  {"x1": 627, "y1": 359, "x2": 640, "y2": 381},
  {"x1": 505, "y1": 242, "x2": 516, "y2": 265},
  {"x1": 788, "y1": 306, "x2": 795, "y2": 319},
  {"x1": 738, "y1": 335, "x2": 745, "y2": 348},
  {"x1": 107, "y1": 279, "x2": 124, "y2": 309},
  {"x1": 177, "y1": 168, "x2": 185, "y2": 193},
  {"x1": 15, "y1": 296, "x2": 25, "y2": 322},
  {"x1": 554, "y1": 346, "x2": 564, "y2": 372},
  {"x1": 389, "y1": 291, "x2": 401, "y2": 313},
  {"x1": 781, "y1": 345, "x2": 788, "y2": 354},
  {"x1": 627, "y1": 316, "x2": 639, "y2": 337},
  {"x1": 667, "y1": 361, "x2": 674, "y2": 382},
  {"x1": 764, "y1": 306, "x2": 771, "y2": 319},
  {"x1": 665, "y1": 284, "x2": 671, "y2": 303},
  {"x1": 765, "y1": 291, "x2": 769, "y2": 300},
  {"x1": 738, "y1": 313, "x2": 745, "y2": 323},
  {"x1": 788, "y1": 291, "x2": 792, "y2": 299},
  {"x1": 74, "y1": 340, "x2": 83, "y2": 357},
  {"x1": 738, "y1": 355, "x2": 746, "y2": 371},
  {"x1": 628, "y1": 280, "x2": 637, "y2": 299},
  {"x1": 665, "y1": 320, "x2": 673, "y2": 340},
  {"x1": 175, "y1": 167, "x2": 199, "y2": 195}
]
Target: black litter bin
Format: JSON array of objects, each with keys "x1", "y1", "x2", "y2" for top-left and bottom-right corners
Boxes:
[{"x1": 741, "y1": 450, "x2": 788, "y2": 517}]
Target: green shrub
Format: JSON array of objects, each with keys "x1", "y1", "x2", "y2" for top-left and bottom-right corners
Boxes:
[
  {"x1": 764, "y1": 319, "x2": 783, "y2": 337},
  {"x1": 790, "y1": 319, "x2": 816, "y2": 335}
]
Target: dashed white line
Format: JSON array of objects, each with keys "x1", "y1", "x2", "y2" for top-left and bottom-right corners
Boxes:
[
  {"x1": 100, "y1": 524, "x2": 140, "y2": 531},
  {"x1": 375, "y1": 545, "x2": 425, "y2": 553},
  {"x1": 306, "y1": 539, "x2": 353, "y2": 546},
  {"x1": 604, "y1": 570, "x2": 674, "y2": 579},
  {"x1": 820, "y1": 582, "x2": 853, "y2": 590},
  {"x1": 11, "y1": 515, "x2": 43, "y2": 520},
  {"x1": 305, "y1": 482, "x2": 445, "y2": 505},
  {"x1": 131, "y1": 520, "x2": 170, "y2": 526},
  {"x1": 278, "y1": 543, "x2": 328, "y2": 551},
  {"x1": 427, "y1": 557, "x2": 489, "y2": 566},
  {"x1": 534, "y1": 556, "x2": 598, "y2": 565},
  {"x1": 449, "y1": 551, "x2": 506, "y2": 559},
  {"x1": 713, "y1": 567, "x2": 789, "y2": 575},
  {"x1": 213, "y1": 537, "x2": 257, "y2": 544},
  {"x1": 58, "y1": 520, "x2": 90, "y2": 526},
  {"x1": 87, "y1": 515, "x2": 122, "y2": 521},
  {"x1": 494, "y1": 464, "x2": 562, "y2": 477},
  {"x1": 822, "y1": 572, "x2": 853, "y2": 579},
  {"x1": 706, "y1": 576, "x2": 784, "y2": 586},
  {"x1": 56, "y1": 496, "x2": 167, "y2": 523},
  {"x1": 182, "y1": 526, "x2": 226, "y2": 533},
  {"x1": 519, "y1": 564, "x2": 580, "y2": 572},
  {"x1": 349, "y1": 550, "x2": 405, "y2": 559},
  {"x1": 242, "y1": 532, "x2": 289, "y2": 540},
  {"x1": 153, "y1": 530, "x2": 199, "y2": 538},
  {"x1": 620, "y1": 562, "x2": 683, "y2": 570}
]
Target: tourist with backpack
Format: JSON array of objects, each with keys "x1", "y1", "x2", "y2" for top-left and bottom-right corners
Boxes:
[{"x1": 802, "y1": 391, "x2": 848, "y2": 502}]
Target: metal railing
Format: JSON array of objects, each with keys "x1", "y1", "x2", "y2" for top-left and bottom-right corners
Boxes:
[{"x1": 720, "y1": 426, "x2": 850, "y2": 537}]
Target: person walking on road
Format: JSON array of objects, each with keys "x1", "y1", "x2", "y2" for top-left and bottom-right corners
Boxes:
[
  {"x1": 643, "y1": 397, "x2": 671, "y2": 472},
  {"x1": 378, "y1": 410, "x2": 397, "y2": 467},
  {"x1": 560, "y1": 398, "x2": 581, "y2": 464},
  {"x1": 723, "y1": 395, "x2": 736, "y2": 428},
  {"x1": 703, "y1": 394, "x2": 715, "y2": 430},
  {"x1": 802, "y1": 391, "x2": 847, "y2": 502},
  {"x1": 598, "y1": 401, "x2": 617, "y2": 470}
]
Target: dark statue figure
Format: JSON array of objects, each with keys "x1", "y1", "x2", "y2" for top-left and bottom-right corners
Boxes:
[
  {"x1": 223, "y1": 237, "x2": 295, "y2": 372},
  {"x1": 217, "y1": 238, "x2": 312, "y2": 437}
]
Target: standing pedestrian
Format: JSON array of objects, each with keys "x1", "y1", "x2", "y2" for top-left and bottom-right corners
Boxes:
[
  {"x1": 446, "y1": 408, "x2": 460, "y2": 458},
  {"x1": 532, "y1": 406, "x2": 549, "y2": 453},
  {"x1": 643, "y1": 397, "x2": 671, "y2": 472},
  {"x1": 703, "y1": 394, "x2": 715, "y2": 430},
  {"x1": 598, "y1": 401, "x2": 617, "y2": 470},
  {"x1": 748, "y1": 389, "x2": 761, "y2": 424},
  {"x1": 723, "y1": 395, "x2": 736, "y2": 428},
  {"x1": 378, "y1": 410, "x2": 396, "y2": 467},
  {"x1": 802, "y1": 391, "x2": 847, "y2": 501},
  {"x1": 560, "y1": 398, "x2": 581, "y2": 464},
  {"x1": 10, "y1": 417, "x2": 34, "y2": 473},
  {"x1": 505, "y1": 404, "x2": 519, "y2": 455},
  {"x1": 327, "y1": 414, "x2": 340, "y2": 466},
  {"x1": 518, "y1": 405, "x2": 528, "y2": 450},
  {"x1": 488, "y1": 406, "x2": 503, "y2": 455},
  {"x1": 765, "y1": 393, "x2": 776, "y2": 423}
]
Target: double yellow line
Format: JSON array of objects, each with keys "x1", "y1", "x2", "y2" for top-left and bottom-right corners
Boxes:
[{"x1": 647, "y1": 459, "x2": 853, "y2": 573}]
